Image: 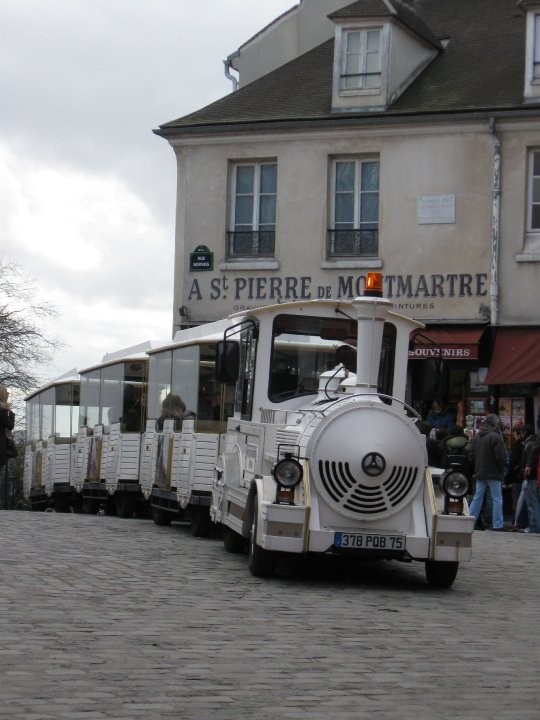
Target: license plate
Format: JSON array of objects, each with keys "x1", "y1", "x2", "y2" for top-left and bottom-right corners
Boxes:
[{"x1": 334, "y1": 532, "x2": 405, "y2": 551}]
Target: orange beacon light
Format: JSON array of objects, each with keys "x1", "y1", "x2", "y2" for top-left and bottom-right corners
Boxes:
[{"x1": 364, "y1": 272, "x2": 383, "y2": 297}]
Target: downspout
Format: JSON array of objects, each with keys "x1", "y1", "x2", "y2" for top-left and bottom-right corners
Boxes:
[
  {"x1": 489, "y1": 117, "x2": 501, "y2": 326},
  {"x1": 223, "y1": 51, "x2": 240, "y2": 92}
]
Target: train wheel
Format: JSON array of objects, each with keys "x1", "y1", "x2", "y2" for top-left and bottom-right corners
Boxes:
[
  {"x1": 82, "y1": 498, "x2": 99, "y2": 515},
  {"x1": 425, "y1": 560, "x2": 459, "y2": 588},
  {"x1": 53, "y1": 496, "x2": 70, "y2": 513},
  {"x1": 104, "y1": 498, "x2": 117, "y2": 516},
  {"x1": 151, "y1": 506, "x2": 172, "y2": 526},
  {"x1": 190, "y1": 506, "x2": 212, "y2": 537},
  {"x1": 116, "y1": 494, "x2": 135, "y2": 519},
  {"x1": 248, "y1": 502, "x2": 276, "y2": 577},
  {"x1": 222, "y1": 525, "x2": 247, "y2": 554},
  {"x1": 134, "y1": 500, "x2": 151, "y2": 519}
]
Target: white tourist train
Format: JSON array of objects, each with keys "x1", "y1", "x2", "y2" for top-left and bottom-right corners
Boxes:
[{"x1": 22, "y1": 273, "x2": 474, "y2": 587}]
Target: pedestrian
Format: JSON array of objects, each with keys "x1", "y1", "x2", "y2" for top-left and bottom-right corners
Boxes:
[
  {"x1": 0, "y1": 384, "x2": 16, "y2": 468},
  {"x1": 157, "y1": 393, "x2": 187, "y2": 432},
  {"x1": 523, "y1": 430, "x2": 540, "y2": 533},
  {"x1": 417, "y1": 420, "x2": 444, "y2": 466},
  {"x1": 426, "y1": 399, "x2": 454, "y2": 433},
  {"x1": 468, "y1": 414, "x2": 506, "y2": 531},
  {"x1": 504, "y1": 424, "x2": 530, "y2": 531}
]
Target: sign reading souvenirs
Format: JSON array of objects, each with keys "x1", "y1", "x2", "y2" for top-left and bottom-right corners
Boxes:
[
  {"x1": 189, "y1": 245, "x2": 213, "y2": 271},
  {"x1": 408, "y1": 328, "x2": 484, "y2": 360}
]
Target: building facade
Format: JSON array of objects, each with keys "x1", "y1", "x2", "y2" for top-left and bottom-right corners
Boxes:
[{"x1": 156, "y1": 0, "x2": 540, "y2": 438}]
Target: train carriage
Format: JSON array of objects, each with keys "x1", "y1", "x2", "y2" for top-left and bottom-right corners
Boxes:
[
  {"x1": 141, "y1": 320, "x2": 236, "y2": 534},
  {"x1": 23, "y1": 369, "x2": 80, "y2": 512},
  {"x1": 75, "y1": 342, "x2": 156, "y2": 517}
]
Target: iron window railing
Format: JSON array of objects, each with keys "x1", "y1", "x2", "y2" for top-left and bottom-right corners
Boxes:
[
  {"x1": 226, "y1": 230, "x2": 275, "y2": 259},
  {"x1": 327, "y1": 228, "x2": 378, "y2": 258}
]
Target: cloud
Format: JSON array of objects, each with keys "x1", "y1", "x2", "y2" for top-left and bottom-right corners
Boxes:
[
  {"x1": 0, "y1": 142, "x2": 173, "y2": 377},
  {"x1": 0, "y1": 0, "x2": 295, "y2": 383}
]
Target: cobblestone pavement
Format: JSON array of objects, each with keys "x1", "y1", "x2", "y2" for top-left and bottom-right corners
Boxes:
[{"x1": 0, "y1": 511, "x2": 538, "y2": 720}]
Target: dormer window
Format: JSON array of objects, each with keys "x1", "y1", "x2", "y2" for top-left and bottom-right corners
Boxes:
[
  {"x1": 534, "y1": 14, "x2": 540, "y2": 79},
  {"x1": 340, "y1": 28, "x2": 382, "y2": 91},
  {"x1": 330, "y1": 4, "x2": 440, "y2": 115},
  {"x1": 521, "y1": 0, "x2": 540, "y2": 99}
]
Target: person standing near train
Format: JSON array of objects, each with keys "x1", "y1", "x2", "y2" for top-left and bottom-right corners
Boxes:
[
  {"x1": 468, "y1": 414, "x2": 506, "y2": 531},
  {"x1": 523, "y1": 431, "x2": 540, "y2": 533},
  {"x1": 0, "y1": 384, "x2": 16, "y2": 468},
  {"x1": 426, "y1": 400, "x2": 454, "y2": 433}
]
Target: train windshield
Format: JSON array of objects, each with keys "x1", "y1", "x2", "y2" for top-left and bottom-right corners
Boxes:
[{"x1": 269, "y1": 314, "x2": 357, "y2": 403}]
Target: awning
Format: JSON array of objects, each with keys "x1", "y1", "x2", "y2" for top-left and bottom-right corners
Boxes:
[
  {"x1": 484, "y1": 328, "x2": 540, "y2": 385},
  {"x1": 409, "y1": 327, "x2": 485, "y2": 360}
]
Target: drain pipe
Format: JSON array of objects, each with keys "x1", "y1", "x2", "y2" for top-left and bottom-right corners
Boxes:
[
  {"x1": 489, "y1": 117, "x2": 501, "y2": 326},
  {"x1": 223, "y1": 51, "x2": 240, "y2": 91}
]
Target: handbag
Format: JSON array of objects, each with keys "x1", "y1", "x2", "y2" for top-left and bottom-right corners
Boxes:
[{"x1": 5, "y1": 430, "x2": 17, "y2": 459}]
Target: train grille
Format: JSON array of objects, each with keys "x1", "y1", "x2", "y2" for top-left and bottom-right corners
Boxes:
[
  {"x1": 318, "y1": 460, "x2": 418, "y2": 516},
  {"x1": 275, "y1": 429, "x2": 301, "y2": 452}
]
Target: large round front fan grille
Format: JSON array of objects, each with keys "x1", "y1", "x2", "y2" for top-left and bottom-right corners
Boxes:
[{"x1": 307, "y1": 402, "x2": 426, "y2": 520}]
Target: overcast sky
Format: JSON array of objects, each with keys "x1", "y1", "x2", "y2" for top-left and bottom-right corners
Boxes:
[{"x1": 0, "y1": 0, "x2": 294, "y2": 383}]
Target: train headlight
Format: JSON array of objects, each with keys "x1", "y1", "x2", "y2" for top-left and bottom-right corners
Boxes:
[
  {"x1": 273, "y1": 456, "x2": 303, "y2": 489},
  {"x1": 441, "y1": 470, "x2": 469, "y2": 499}
]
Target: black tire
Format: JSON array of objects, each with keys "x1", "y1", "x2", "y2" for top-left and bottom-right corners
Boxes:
[
  {"x1": 116, "y1": 494, "x2": 135, "y2": 519},
  {"x1": 190, "y1": 506, "x2": 212, "y2": 537},
  {"x1": 82, "y1": 498, "x2": 99, "y2": 515},
  {"x1": 248, "y1": 501, "x2": 276, "y2": 577},
  {"x1": 134, "y1": 500, "x2": 150, "y2": 519},
  {"x1": 223, "y1": 525, "x2": 247, "y2": 554},
  {"x1": 53, "y1": 496, "x2": 70, "y2": 513},
  {"x1": 104, "y1": 498, "x2": 117, "y2": 516},
  {"x1": 151, "y1": 505, "x2": 172, "y2": 526},
  {"x1": 425, "y1": 560, "x2": 459, "y2": 588}
]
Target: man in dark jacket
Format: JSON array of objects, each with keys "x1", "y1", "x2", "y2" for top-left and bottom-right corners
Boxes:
[
  {"x1": 468, "y1": 414, "x2": 506, "y2": 531},
  {"x1": 523, "y1": 432, "x2": 540, "y2": 533},
  {"x1": 505, "y1": 424, "x2": 531, "y2": 531}
]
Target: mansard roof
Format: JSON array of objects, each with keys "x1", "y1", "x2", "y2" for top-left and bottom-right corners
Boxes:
[{"x1": 156, "y1": 0, "x2": 531, "y2": 137}]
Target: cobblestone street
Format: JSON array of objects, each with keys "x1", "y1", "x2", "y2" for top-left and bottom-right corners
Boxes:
[{"x1": 0, "y1": 510, "x2": 538, "y2": 720}]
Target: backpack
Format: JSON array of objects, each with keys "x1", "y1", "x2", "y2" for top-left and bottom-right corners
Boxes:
[{"x1": 443, "y1": 435, "x2": 472, "y2": 477}]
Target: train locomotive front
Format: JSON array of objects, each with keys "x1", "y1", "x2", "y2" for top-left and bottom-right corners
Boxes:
[
  {"x1": 308, "y1": 398, "x2": 426, "y2": 534},
  {"x1": 212, "y1": 274, "x2": 475, "y2": 588}
]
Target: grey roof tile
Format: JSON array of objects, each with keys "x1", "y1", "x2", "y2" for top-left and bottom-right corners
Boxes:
[
  {"x1": 329, "y1": 0, "x2": 441, "y2": 47},
  {"x1": 157, "y1": 0, "x2": 532, "y2": 135}
]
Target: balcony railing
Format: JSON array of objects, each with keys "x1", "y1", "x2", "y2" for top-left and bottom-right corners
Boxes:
[
  {"x1": 327, "y1": 228, "x2": 378, "y2": 258},
  {"x1": 226, "y1": 230, "x2": 275, "y2": 259}
]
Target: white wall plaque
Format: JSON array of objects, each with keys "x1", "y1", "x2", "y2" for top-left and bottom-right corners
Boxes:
[{"x1": 417, "y1": 194, "x2": 456, "y2": 225}]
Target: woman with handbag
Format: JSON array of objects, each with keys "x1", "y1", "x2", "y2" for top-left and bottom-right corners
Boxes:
[{"x1": 0, "y1": 384, "x2": 16, "y2": 467}]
